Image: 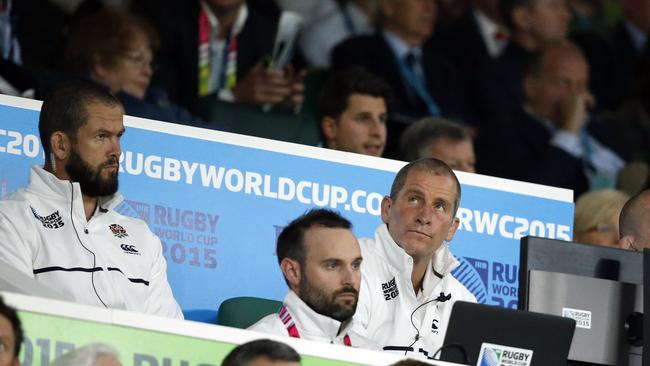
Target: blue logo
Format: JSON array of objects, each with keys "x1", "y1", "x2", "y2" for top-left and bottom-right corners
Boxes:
[
  {"x1": 116, "y1": 200, "x2": 151, "y2": 223},
  {"x1": 452, "y1": 257, "x2": 489, "y2": 303},
  {"x1": 480, "y1": 347, "x2": 501, "y2": 366}
]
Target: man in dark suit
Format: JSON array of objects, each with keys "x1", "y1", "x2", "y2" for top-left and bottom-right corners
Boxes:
[
  {"x1": 438, "y1": 0, "x2": 507, "y2": 71},
  {"x1": 152, "y1": 0, "x2": 303, "y2": 113},
  {"x1": 477, "y1": 42, "x2": 626, "y2": 198},
  {"x1": 573, "y1": 0, "x2": 650, "y2": 112},
  {"x1": 470, "y1": 0, "x2": 571, "y2": 127},
  {"x1": 330, "y1": 0, "x2": 473, "y2": 159}
]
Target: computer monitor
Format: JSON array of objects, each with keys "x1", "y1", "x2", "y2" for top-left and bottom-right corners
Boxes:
[
  {"x1": 440, "y1": 301, "x2": 576, "y2": 366},
  {"x1": 519, "y1": 236, "x2": 643, "y2": 366}
]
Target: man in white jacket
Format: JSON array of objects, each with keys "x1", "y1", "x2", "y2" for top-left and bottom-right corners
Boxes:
[
  {"x1": 0, "y1": 81, "x2": 182, "y2": 318},
  {"x1": 249, "y1": 209, "x2": 372, "y2": 348},
  {"x1": 356, "y1": 158, "x2": 476, "y2": 359}
]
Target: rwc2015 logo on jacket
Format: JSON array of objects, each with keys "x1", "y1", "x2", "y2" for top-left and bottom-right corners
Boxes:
[
  {"x1": 382, "y1": 277, "x2": 399, "y2": 301},
  {"x1": 109, "y1": 224, "x2": 128, "y2": 238},
  {"x1": 30, "y1": 207, "x2": 64, "y2": 229}
]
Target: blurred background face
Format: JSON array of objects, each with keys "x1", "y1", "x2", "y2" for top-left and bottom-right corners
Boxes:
[
  {"x1": 525, "y1": 49, "x2": 589, "y2": 122},
  {"x1": 95, "y1": 31, "x2": 153, "y2": 99},
  {"x1": 381, "y1": 0, "x2": 437, "y2": 44},
  {"x1": 520, "y1": 0, "x2": 570, "y2": 42},
  {"x1": 426, "y1": 138, "x2": 476, "y2": 173},
  {"x1": 575, "y1": 221, "x2": 619, "y2": 247}
]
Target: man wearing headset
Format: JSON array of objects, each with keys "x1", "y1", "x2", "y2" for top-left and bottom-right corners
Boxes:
[
  {"x1": 0, "y1": 81, "x2": 182, "y2": 318},
  {"x1": 354, "y1": 158, "x2": 476, "y2": 359}
]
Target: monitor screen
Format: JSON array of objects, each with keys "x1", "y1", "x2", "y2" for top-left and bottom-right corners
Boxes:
[
  {"x1": 440, "y1": 301, "x2": 575, "y2": 366},
  {"x1": 519, "y1": 236, "x2": 643, "y2": 366}
]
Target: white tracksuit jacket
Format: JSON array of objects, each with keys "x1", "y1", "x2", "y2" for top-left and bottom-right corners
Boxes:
[
  {"x1": 354, "y1": 224, "x2": 476, "y2": 360},
  {"x1": 0, "y1": 165, "x2": 183, "y2": 318},
  {"x1": 249, "y1": 290, "x2": 375, "y2": 349}
]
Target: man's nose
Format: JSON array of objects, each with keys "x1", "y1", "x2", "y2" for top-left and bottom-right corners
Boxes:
[
  {"x1": 341, "y1": 265, "x2": 358, "y2": 286},
  {"x1": 416, "y1": 205, "x2": 433, "y2": 225},
  {"x1": 109, "y1": 137, "x2": 121, "y2": 158}
]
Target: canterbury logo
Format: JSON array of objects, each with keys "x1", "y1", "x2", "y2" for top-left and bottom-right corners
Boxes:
[{"x1": 120, "y1": 244, "x2": 140, "y2": 254}]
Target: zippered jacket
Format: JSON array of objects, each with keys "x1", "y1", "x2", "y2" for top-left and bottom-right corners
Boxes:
[
  {"x1": 249, "y1": 290, "x2": 375, "y2": 349},
  {"x1": 354, "y1": 224, "x2": 476, "y2": 360},
  {"x1": 0, "y1": 165, "x2": 183, "y2": 318}
]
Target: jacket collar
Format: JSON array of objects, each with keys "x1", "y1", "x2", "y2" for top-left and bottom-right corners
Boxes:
[
  {"x1": 27, "y1": 165, "x2": 123, "y2": 212},
  {"x1": 374, "y1": 224, "x2": 460, "y2": 295},
  {"x1": 283, "y1": 290, "x2": 353, "y2": 340}
]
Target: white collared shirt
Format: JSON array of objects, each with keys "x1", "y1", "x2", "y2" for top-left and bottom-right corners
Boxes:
[
  {"x1": 524, "y1": 107, "x2": 625, "y2": 184},
  {"x1": 473, "y1": 9, "x2": 507, "y2": 58},
  {"x1": 624, "y1": 20, "x2": 647, "y2": 52},
  {"x1": 382, "y1": 30, "x2": 425, "y2": 82}
]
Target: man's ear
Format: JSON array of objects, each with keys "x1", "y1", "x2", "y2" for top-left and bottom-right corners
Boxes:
[
  {"x1": 446, "y1": 217, "x2": 460, "y2": 242},
  {"x1": 91, "y1": 53, "x2": 109, "y2": 79},
  {"x1": 380, "y1": 195, "x2": 392, "y2": 225},
  {"x1": 618, "y1": 235, "x2": 635, "y2": 251},
  {"x1": 321, "y1": 116, "x2": 338, "y2": 142},
  {"x1": 280, "y1": 258, "x2": 301, "y2": 292},
  {"x1": 50, "y1": 132, "x2": 71, "y2": 162}
]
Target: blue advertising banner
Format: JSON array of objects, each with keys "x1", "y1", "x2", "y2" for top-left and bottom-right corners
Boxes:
[{"x1": 0, "y1": 95, "x2": 574, "y2": 319}]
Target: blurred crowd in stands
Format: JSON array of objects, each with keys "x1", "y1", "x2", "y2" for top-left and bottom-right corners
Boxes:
[{"x1": 2, "y1": 0, "x2": 650, "y2": 246}]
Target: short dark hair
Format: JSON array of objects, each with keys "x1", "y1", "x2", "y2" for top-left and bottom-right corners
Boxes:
[
  {"x1": 221, "y1": 339, "x2": 301, "y2": 366},
  {"x1": 0, "y1": 296, "x2": 23, "y2": 357},
  {"x1": 400, "y1": 117, "x2": 471, "y2": 162},
  {"x1": 276, "y1": 209, "x2": 352, "y2": 267},
  {"x1": 316, "y1": 67, "x2": 392, "y2": 122},
  {"x1": 390, "y1": 158, "x2": 461, "y2": 216},
  {"x1": 39, "y1": 80, "x2": 122, "y2": 160}
]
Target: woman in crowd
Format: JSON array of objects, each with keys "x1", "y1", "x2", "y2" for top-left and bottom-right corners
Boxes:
[{"x1": 64, "y1": 9, "x2": 208, "y2": 127}]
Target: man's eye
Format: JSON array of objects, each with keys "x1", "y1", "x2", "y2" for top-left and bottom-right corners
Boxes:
[
  {"x1": 435, "y1": 203, "x2": 446, "y2": 213},
  {"x1": 408, "y1": 196, "x2": 419, "y2": 204},
  {"x1": 327, "y1": 262, "x2": 338, "y2": 270}
]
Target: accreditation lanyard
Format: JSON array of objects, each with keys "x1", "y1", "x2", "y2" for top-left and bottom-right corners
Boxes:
[
  {"x1": 278, "y1": 306, "x2": 352, "y2": 346},
  {"x1": 197, "y1": 5, "x2": 239, "y2": 96},
  {"x1": 393, "y1": 51, "x2": 441, "y2": 116}
]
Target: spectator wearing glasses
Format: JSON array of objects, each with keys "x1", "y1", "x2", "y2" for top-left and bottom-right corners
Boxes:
[{"x1": 64, "y1": 9, "x2": 207, "y2": 127}]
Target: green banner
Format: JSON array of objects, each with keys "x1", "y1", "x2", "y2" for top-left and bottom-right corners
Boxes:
[{"x1": 18, "y1": 311, "x2": 362, "y2": 366}]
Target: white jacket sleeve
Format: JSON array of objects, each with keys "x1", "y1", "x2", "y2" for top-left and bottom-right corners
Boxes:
[
  {"x1": 0, "y1": 208, "x2": 37, "y2": 276},
  {"x1": 143, "y1": 230, "x2": 184, "y2": 319}
]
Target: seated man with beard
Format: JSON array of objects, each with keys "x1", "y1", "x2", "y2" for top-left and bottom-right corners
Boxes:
[
  {"x1": 249, "y1": 209, "x2": 373, "y2": 348},
  {"x1": 0, "y1": 81, "x2": 182, "y2": 318}
]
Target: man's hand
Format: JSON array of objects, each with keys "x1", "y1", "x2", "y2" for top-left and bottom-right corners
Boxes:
[
  {"x1": 557, "y1": 90, "x2": 595, "y2": 134},
  {"x1": 280, "y1": 66, "x2": 306, "y2": 109},
  {"x1": 232, "y1": 61, "x2": 305, "y2": 108}
]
